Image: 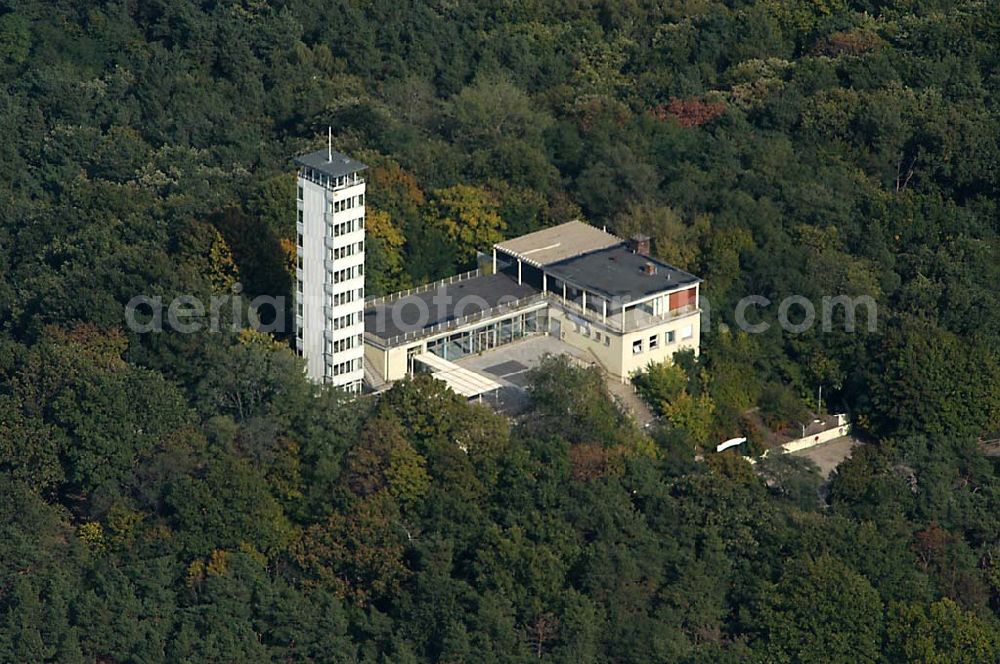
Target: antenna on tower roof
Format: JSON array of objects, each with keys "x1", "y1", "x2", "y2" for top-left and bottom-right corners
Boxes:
[{"x1": 327, "y1": 126, "x2": 332, "y2": 162}]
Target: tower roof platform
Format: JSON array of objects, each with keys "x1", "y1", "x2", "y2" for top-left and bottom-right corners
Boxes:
[{"x1": 294, "y1": 148, "x2": 368, "y2": 179}]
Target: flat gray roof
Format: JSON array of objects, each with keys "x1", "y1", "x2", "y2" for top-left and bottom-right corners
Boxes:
[
  {"x1": 364, "y1": 273, "x2": 538, "y2": 342},
  {"x1": 544, "y1": 245, "x2": 700, "y2": 301},
  {"x1": 294, "y1": 148, "x2": 368, "y2": 179}
]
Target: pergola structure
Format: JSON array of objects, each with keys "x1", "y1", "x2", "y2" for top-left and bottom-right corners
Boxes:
[{"x1": 411, "y1": 353, "x2": 502, "y2": 400}]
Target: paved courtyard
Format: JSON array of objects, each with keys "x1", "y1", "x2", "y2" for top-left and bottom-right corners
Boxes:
[
  {"x1": 456, "y1": 335, "x2": 595, "y2": 413},
  {"x1": 790, "y1": 435, "x2": 862, "y2": 478}
]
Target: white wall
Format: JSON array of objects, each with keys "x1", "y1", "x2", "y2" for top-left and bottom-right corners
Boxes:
[
  {"x1": 296, "y1": 174, "x2": 366, "y2": 388},
  {"x1": 780, "y1": 417, "x2": 851, "y2": 453}
]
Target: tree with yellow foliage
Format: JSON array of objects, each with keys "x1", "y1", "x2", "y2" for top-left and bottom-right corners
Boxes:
[
  {"x1": 365, "y1": 208, "x2": 408, "y2": 295},
  {"x1": 429, "y1": 184, "x2": 506, "y2": 264}
]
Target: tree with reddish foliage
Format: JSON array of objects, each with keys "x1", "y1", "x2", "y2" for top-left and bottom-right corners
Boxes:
[
  {"x1": 815, "y1": 30, "x2": 883, "y2": 57},
  {"x1": 526, "y1": 612, "x2": 560, "y2": 658},
  {"x1": 652, "y1": 98, "x2": 726, "y2": 127},
  {"x1": 568, "y1": 443, "x2": 623, "y2": 481},
  {"x1": 912, "y1": 522, "x2": 954, "y2": 572}
]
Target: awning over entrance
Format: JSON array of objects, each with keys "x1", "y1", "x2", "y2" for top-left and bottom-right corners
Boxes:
[{"x1": 412, "y1": 353, "x2": 502, "y2": 399}]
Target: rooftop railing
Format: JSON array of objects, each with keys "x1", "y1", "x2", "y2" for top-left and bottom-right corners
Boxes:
[
  {"x1": 300, "y1": 169, "x2": 364, "y2": 192},
  {"x1": 554, "y1": 297, "x2": 698, "y2": 333},
  {"x1": 364, "y1": 269, "x2": 481, "y2": 308},
  {"x1": 365, "y1": 292, "x2": 547, "y2": 347},
  {"x1": 364, "y1": 289, "x2": 699, "y2": 347}
]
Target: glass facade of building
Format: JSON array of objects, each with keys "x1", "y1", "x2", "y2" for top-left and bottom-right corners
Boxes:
[{"x1": 422, "y1": 309, "x2": 547, "y2": 363}]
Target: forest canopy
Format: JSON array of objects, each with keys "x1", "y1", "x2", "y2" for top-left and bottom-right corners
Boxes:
[{"x1": 1, "y1": 0, "x2": 999, "y2": 661}]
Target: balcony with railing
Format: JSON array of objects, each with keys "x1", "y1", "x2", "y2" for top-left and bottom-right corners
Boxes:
[
  {"x1": 364, "y1": 288, "x2": 699, "y2": 348},
  {"x1": 554, "y1": 296, "x2": 699, "y2": 334},
  {"x1": 299, "y1": 168, "x2": 364, "y2": 192}
]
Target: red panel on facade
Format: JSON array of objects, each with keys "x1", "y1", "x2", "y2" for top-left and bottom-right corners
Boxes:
[{"x1": 669, "y1": 287, "x2": 696, "y2": 310}]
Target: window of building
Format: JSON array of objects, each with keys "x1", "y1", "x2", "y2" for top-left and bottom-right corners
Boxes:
[
  {"x1": 681, "y1": 325, "x2": 693, "y2": 340},
  {"x1": 666, "y1": 330, "x2": 676, "y2": 344},
  {"x1": 649, "y1": 334, "x2": 659, "y2": 349},
  {"x1": 297, "y1": 185, "x2": 303, "y2": 200},
  {"x1": 632, "y1": 339, "x2": 643, "y2": 355},
  {"x1": 604, "y1": 336, "x2": 611, "y2": 347},
  {"x1": 359, "y1": 193, "x2": 364, "y2": 205},
  {"x1": 297, "y1": 233, "x2": 303, "y2": 247}
]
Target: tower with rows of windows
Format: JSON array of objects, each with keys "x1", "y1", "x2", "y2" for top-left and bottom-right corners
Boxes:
[{"x1": 294, "y1": 146, "x2": 367, "y2": 391}]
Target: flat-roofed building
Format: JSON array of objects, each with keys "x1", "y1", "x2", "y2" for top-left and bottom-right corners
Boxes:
[
  {"x1": 363, "y1": 221, "x2": 701, "y2": 388},
  {"x1": 294, "y1": 144, "x2": 367, "y2": 391}
]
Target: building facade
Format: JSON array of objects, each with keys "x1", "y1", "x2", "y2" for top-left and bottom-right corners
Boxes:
[
  {"x1": 363, "y1": 221, "x2": 701, "y2": 390},
  {"x1": 294, "y1": 147, "x2": 367, "y2": 391}
]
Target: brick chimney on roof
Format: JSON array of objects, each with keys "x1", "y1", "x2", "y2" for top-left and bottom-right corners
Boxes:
[{"x1": 627, "y1": 234, "x2": 651, "y2": 256}]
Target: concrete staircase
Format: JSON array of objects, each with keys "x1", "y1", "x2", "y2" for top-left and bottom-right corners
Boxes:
[
  {"x1": 362, "y1": 354, "x2": 389, "y2": 392},
  {"x1": 581, "y1": 347, "x2": 656, "y2": 428},
  {"x1": 606, "y1": 379, "x2": 656, "y2": 429}
]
